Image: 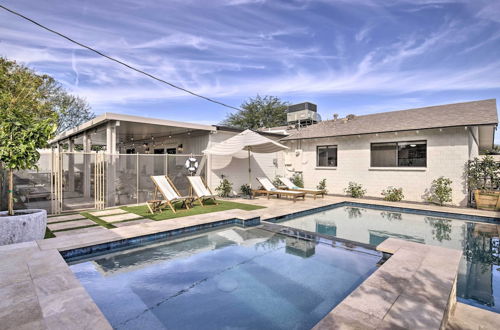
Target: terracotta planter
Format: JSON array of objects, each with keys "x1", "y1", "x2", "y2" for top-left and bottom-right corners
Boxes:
[{"x1": 474, "y1": 190, "x2": 500, "y2": 210}]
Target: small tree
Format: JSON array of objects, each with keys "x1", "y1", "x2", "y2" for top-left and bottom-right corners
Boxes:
[
  {"x1": 317, "y1": 178, "x2": 327, "y2": 193},
  {"x1": 215, "y1": 178, "x2": 233, "y2": 197},
  {"x1": 0, "y1": 58, "x2": 57, "y2": 215},
  {"x1": 467, "y1": 156, "x2": 500, "y2": 191},
  {"x1": 427, "y1": 177, "x2": 453, "y2": 206}
]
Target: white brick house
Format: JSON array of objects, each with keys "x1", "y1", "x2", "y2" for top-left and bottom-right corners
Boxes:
[{"x1": 279, "y1": 99, "x2": 498, "y2": 206}]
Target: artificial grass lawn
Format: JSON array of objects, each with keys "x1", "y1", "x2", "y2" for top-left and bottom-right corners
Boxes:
[
  {"x1": 80, "y1": 211, "x2": 117, "y2": 229},
  {"x1": 122, "y1": 200, "x2": 265, "y2": 221}
]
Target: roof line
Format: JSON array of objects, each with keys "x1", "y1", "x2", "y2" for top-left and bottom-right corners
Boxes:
[
  {"x1": 50, "y1": 112, "x2": 216, "y2": 143},
  {"x1": 281, "y1": 123, "x2": 498, "y2": 141}
]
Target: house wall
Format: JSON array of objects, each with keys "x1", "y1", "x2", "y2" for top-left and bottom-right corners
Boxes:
[
  {"x1": 207, "y1": 130, "x2": 285, "y2": 195},
  {"x1": 282, "y1": 126, "x2": 477, "y2": 206}
]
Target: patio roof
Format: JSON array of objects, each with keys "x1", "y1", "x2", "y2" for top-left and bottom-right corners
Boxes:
[{"x1": 49, "y1": 112, "x2": 216, "y2": 144}]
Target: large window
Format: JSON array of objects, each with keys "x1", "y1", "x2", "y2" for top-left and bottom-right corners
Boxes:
[
  {"x1": 317, "y1": 145, "x2": 337, "y2": 167},
  {"x1": 371, "y1": 141, "x2": 426, "y2": 167}
]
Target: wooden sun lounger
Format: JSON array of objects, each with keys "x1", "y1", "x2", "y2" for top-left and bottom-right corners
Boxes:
[
  {"x1": 255, "y1": 177, "x2": 306, "y2": 202},
  {"x1": 278, "y1": 177, "x2": 326, "y2": 199},
  {"x1": 147, "y1": 175, "x2": 192, "y2": 214}
]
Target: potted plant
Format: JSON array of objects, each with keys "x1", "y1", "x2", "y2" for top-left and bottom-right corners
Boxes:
[
  {"x1": 240, "y1": 184, "x2": 252, "y2": 199},
  {"x1": 467, "y1": 156, "x2": 500, "y2": 210},
  {"x1": 0, "y1": 58, "x2": 57, "y2": 245}
]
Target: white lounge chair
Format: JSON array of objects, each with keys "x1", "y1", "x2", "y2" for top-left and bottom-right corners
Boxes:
[
  {"x1": 187, "y1": 176, "x2": 218, "y2": 206},
  {"x1": 148, "y1": 175, "x2": 191, "y2": 214},
  {"x1": 255, "y1": 177, "x2": 306, "y2": 202},
  {"x1": 278, "y1": 177, "x2": 326, "y2": 199}
]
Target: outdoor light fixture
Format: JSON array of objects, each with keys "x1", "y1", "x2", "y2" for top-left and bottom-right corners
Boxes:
[
  {"x1": 177, "y1": 144, "x2": 184, "y2": 152},
  {"x1": 410, "y1": 144, "x2": 416, "y2": 147}
]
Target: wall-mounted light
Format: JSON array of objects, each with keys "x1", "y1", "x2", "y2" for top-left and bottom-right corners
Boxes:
[{"x1": 177, "y1": 144, "x2": 184, "y2": 152}]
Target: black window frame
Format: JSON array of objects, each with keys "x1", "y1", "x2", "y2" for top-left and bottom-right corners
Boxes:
[
  {"x1": 370, "y1": 140, "x2": 427, "y2": 168},
  {"x1": 316, "y1": 145, "x2": 338, "y2": 167}
]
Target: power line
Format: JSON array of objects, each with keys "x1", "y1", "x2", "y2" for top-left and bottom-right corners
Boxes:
[{"x1": 0, "y1": 4, "x2": 243, "y2": 112}]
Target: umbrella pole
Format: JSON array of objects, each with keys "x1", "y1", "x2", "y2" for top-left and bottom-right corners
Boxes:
[{"x1": 248, "y1": 148, "x2": 251, "y2": 189}]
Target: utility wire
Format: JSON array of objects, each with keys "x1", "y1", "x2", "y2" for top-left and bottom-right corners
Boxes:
[{"x1": 0, "y1": 4, "x2": 243, "y2": 111}]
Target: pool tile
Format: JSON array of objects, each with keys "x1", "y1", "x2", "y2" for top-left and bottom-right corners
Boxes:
[
  {"x1": 313, "y1": 303, "x2": 382, "y2": 330},
  {"x1": 112, "y1": 218, "x2": 153, "y2": 227},
  {"x1": 382, "y1": 293, "x2": 444, "y2": 329},
  {"x1": 342, "y1": 283, "x2": 399, "y2": 320},
  {"x1": 0, "y1": 291, "x2": 43, "y2": 330}
]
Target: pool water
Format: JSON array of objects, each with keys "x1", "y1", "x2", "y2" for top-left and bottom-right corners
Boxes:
[
  {"x1": 69, "y1": 227, "x2": 381, "y2": 330},
  {"x1": 276, "y1": 205, "x2": 500, "y2": 313}
]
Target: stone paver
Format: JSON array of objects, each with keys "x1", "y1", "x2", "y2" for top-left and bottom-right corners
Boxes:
[
  {"x1": 54, "y1": 226, "x2": 110, "y2": 237},
  {"x1": 89, "y1": 208, "x2": 127, "y2": 217},
  {"x1": 446, "y1": 302, "x2": 500, "y2": 329},
  {"x1": 314, "y1": 238, "x2": 462, "y2": 330},
  {"x1": 112, "y1": 218, "x2": 153, "y2": 227},
  {"x1": 0, "y1": 242, "x2": 111, "y2": 329},
  {"x1": 47, "y1": 214, "x2": 85, "y2": 223},
  {"x1": 100, "y1": 212, "x2": 142, "y2": 223},
  {"x1": 48, "y1": 219, "x2": 96, "y2": 231}
]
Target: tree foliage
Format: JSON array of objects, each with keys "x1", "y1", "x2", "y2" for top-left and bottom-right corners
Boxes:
[
  {"x1": 0, "y1": 58, "x2": 59, "y2": 214},
  {"x1": 221, "y1": 95, "x2": 288, "y2": 129},
  {"x1": 55, "y1": 93, "x2": 95, "y2": 134}
]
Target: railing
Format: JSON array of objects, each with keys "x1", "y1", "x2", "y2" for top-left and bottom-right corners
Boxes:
[{"x1": 0, "y1": 151, "x2": 206, "y2": 214}]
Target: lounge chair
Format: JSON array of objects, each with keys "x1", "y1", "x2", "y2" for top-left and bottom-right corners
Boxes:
[
  {"x1": 147, "y1": 175, "x2": 191, "y2": 214},
  {"x1": 187, "y1": 176, "x2": 218, "y2": 206},
  {"x1": 255, "y1": 177, "x2": 306, "y2": 202},
  {"x1": 278, "y1": 177, "x2": 326, "y2": 199}
]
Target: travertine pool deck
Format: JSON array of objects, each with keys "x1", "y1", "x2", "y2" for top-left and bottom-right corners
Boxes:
[{"x1": 1, "y1": 195, "x2": 499, "y2": 329}]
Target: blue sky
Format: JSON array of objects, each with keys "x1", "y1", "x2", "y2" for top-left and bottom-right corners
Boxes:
[{"x1": 1, "y1": 0, "x2": 499, "y2": 136}]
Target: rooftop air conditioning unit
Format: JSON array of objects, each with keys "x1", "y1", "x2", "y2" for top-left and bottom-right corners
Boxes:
[{"x1": 286, "y1": 102, "x2": 321, "y2": 127}]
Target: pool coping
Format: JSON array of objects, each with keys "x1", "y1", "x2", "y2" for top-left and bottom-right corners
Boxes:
[{"x1": 1, "y1": 198, "x2": 498, "y2": 329}]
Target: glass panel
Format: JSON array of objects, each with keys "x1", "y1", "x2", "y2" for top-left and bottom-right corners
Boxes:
[
  {"x1": 138, "y1": 155, "x2": 167, "y2": 204},
  {"x1": 167, "y1": 155, "x2": 205, "y2": 196},
  {"x1": 62, "y1": 152, "x2": 96, "y2": 211},
  {"x1": 4, "y1": 152, "x2": 53, "y2": 212},
  {"x1": 111, "y1": 154, "x2": 138, "y2": 206},
  {"x1": 317, "y1": 146, "x2": 337, "y2": 167},
  {"x1": 371, "y1": 143, "x2": 397, "y2": 167},
  {"x1": 398, "y1": 141, "x2": 426, "y2": 167}
]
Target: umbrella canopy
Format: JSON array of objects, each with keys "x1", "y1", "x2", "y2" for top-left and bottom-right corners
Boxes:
[
  {"x1": 203, "y1": 129, "x2": 288, "y2": 189},
  {"x1": 203, "y1": 129, "x2": 288, "y2": 156}
]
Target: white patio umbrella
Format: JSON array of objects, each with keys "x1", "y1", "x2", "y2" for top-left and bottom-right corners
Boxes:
[{"x1": 202, "y1": 129, "x2": 288, "y2": 188}]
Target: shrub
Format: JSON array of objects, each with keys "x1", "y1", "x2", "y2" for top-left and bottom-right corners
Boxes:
[
  {"x1": 381, "y1": 186, "x2": 404, "y2": 202},
  {"x1": 344, "y1": 182, "x2": 366, "y2": 198},
  {"x1": 240, "y1": 184, "x2": 252, "y2": 197},
  {"x1": 427, "y1": 177, "x2": 452, "y2": 206},
  {"x1": 272, "y1": 175, "x2": 282, "y2": 187},
  {"x1": 215, "y1": 178, "x2": 233, "y2": 197},
  {"x1": 317, "y1": 178, "x2": 327, "y2": 193},
  {"x1": 291, "y1": 172, "x2": 304, "y2": 188}
]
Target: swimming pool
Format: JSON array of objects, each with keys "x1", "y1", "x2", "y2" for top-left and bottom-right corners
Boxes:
[
  {"x1": 271, "y1": 204, "x2": 500, "y2": 313},
  {"x1": 69, "y1": 226, "x2": 381, "y2": 329}
]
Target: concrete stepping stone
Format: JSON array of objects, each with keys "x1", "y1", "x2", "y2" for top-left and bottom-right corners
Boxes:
[
  {"x1": 100, "y1": 213, "x2": 143, "y2": 223},
  {"x1": 48, "y1": 219, "x2": 97, "y2": 231},
  {"x1": 89, "y1": 209, "x2": 127, "y2": 217},
  {"x1": 47, "y1": 214, "x2": 85, "y2": 223},
  {"x1": 112, "y1": 219, "x2": 154, "y2": 227},
  {"x1": 54, "y1": 226, "x2": 109, "y2": 237}
]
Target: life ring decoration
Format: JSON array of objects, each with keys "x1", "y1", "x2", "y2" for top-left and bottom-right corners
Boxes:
[{"x1": 185, "y1": 157, "x2": 199, "y2": 174}]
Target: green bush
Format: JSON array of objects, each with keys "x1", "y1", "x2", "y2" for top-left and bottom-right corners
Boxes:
[
  {"x1": 215, "y1": 178, "x2": 233, "y2": 197},
  {"x1": 272, "y1": 175, "x2": 282, "y2": 187},
  {"x1": 381, "y1": 186, "x2": 404, "y2": 202},
  {"x1": 291, "y1": 173, "x2": 304, "y2": 188},
  {"x1": 240, "y1": 184, "x2": 252, "y2": 197},
  {"x1": 344, "y1": 182, "x2": 366, "y2": 198},
  {"x1": 427, "y1": 177, "x2": 452, "y2": 206},
  {"x1": 317, "y1": 178, "x2": 327, "y2": 193}
]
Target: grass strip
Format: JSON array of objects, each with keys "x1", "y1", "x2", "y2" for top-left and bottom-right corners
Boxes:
[
  {"x1": 122, "y1": 200, "x2": 265, "y2": 221},
  {"x1": 44, "y1": 227, "x2": 56, "y2": 239},
  {"x1": 80, "y1": 212, "x2": 117, "y2": 229}
]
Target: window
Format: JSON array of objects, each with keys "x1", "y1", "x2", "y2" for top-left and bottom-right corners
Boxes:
[
  {"x1": 317, "y1": 145, "x2": 337, "y2": 167},
  {"x1": 371, "y1": 141, "x2": 426, "y2": 167}
]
